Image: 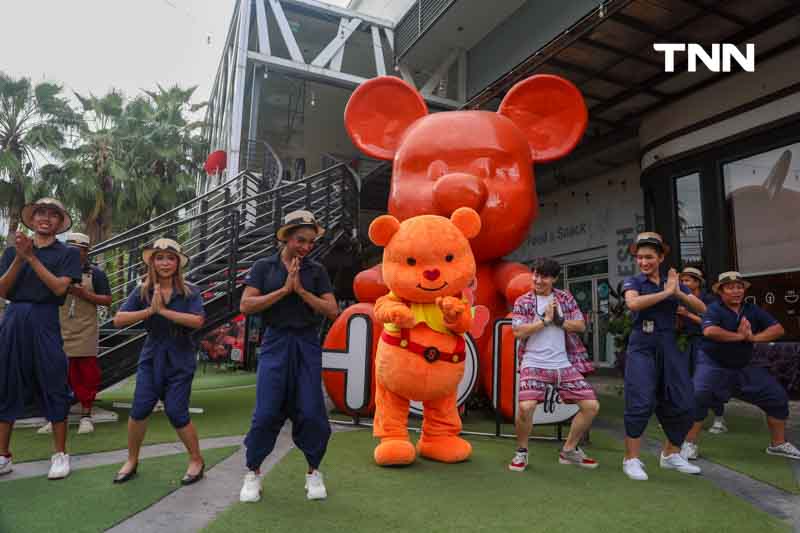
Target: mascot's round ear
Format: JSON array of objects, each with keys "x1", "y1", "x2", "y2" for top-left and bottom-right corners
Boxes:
[
  {"x1": 344, "y1": 76, "x2": 428, "y2": 161},
  {"x1": 497, "y1": 74, "x2": 587, "y2": 163},
  {"x1": 369, "y1": 215, "x2": 401, "y2": 247},
  {"x1": 450, "y1": 207, "x2": 481, "y2": 240}
]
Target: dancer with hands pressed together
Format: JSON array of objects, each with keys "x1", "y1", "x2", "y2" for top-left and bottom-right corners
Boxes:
[
  {"x1": 112, "y1": 239, "x2": 206, "y2": 486},
  {"x1": 620, "y1": 233, "x2": 706, "y2": 481}
]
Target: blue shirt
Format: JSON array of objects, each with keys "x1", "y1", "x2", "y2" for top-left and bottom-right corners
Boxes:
[
  {"x1": 622, "y1": 272, "x2": 691, "y2": 331},
  {"x1": 244, "y1": 253, "x2": 334, "y2": 331},
  {"x1": 120, "y1": 284, "x2": 205, "y2": 360},
  {"x1": 0, "y1": 241, "x2": 81, "y2": 305},
  {"x1": 87, "y1": 264, "x2": 111, "y2": 296},
  {"x1": 701, "y1": 301, "x2": 778, "y2": 368}
]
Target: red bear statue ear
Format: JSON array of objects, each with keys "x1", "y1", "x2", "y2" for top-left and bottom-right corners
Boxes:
[
  {"x1": 344, "y1": 76, "x2": 428, "y2": 161},
  {"x1": 497, "y1": 75, "x2": 587, "y2": 163},
  {"x1": 450, "y1": 207, "x2": 481, "y2": 240},
  {"x1": 369, "y1": 214, "x2": 401, "y2": 247}
]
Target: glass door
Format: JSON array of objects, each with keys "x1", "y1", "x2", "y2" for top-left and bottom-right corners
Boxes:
[
  {"x1": 567, "y1": 279, "x2": 595, "y2": 361},
  {"x1": 567, "y1": 276, "x2": 613, "y2": 366}
]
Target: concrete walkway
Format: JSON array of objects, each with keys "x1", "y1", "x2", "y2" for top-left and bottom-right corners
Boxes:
[
  {"x1": 0, "y1": 434, "x2": 246, "y2": 483},
  {"x1": 592, "y1": 418, "x2": 800, "y2": 530},
  {"x1": 106, "y1": 423, "x2": 355, "y2": 533}
]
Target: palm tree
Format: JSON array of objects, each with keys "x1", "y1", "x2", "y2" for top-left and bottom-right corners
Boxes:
[{"x1": 0, "y1": 73, "x2": 77, "y2": 242}]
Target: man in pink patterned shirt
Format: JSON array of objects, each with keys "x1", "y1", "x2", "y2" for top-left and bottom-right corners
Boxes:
[{"x1": 508, "y1": 257, "x2": 600, "y2": 472}]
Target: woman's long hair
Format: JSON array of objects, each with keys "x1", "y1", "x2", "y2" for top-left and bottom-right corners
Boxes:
[{"x1": 139, "y1": 252, "x2": 189, "y2": 302}]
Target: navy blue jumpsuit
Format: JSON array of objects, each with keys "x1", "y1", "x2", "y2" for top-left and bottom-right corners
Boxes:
[
  {"x1": 120, "y1": 285, "x2": 205, "y2": 428},
  {"x1": 693, "y1": 302, "x2": 788, "y2": 422},
  {"x1": 243, "y1": 253, "x2": 334, "y2": 471},
  {"x1": 0, "y1": 242, "x2": 81, "y2": 423},
  {"x1": 622, "y1": 273, "x2": 694, "y2": 445}
]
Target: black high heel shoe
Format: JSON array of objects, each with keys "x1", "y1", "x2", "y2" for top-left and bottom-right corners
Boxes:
[
  {"x1": 181, "y1": 463, "x2": 205, "y2": 486},
  {"x1": 113, "y1": 463, "x2": 138, "y2": 484}
]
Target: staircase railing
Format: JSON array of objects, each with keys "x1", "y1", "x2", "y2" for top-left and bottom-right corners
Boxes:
[{"x1": 90, "y1": 161, "x2": 360, "y2": 386}]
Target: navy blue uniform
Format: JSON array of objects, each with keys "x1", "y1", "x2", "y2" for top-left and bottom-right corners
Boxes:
[
  {"x1": 243, "y1": 253, "x2": 334, "y2": 471},
  {"x1": 693, "y1": 302, "x2": 787, "y2": 421},
  {"x1": 120, "y1": 285, "x2": 205, "y2": 428},
  {"x1": 0, "y1": 242, "x2": 81, "y2": 422},
  {"x1": 622, "y1": 273, "x2": 694, "y2": 445}
]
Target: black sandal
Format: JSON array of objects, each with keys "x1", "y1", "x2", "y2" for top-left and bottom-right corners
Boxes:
[
  {"x1": 113, "y1": 463, "x2": 138, "y2": 484},
  {"x1": 180, "y1": 463, "x2": 205, "y2": 486}
]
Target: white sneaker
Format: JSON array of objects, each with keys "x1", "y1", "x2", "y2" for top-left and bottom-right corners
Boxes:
[
  {"x1": 660, "y1": 452, "x2": 701, "y2": 474},
  {"x1": 680, "y1": 441, "x2": 699, "y2": 460},
  {"x1": 622, "y1": 458, "x2": 648, "y2": 481},
  {"x1": 77, "y1": 417, "x2": 94, "y2": 434},
  {"x1": 48, "y1": 452, "x2": 70, "y2": 480},
  {"x1": 305, "y1": 470, "x2": 327, "y2": 500},
  {"x1": 239, "y1": 471, "x2": 262, "y2": 503},
  {"x1": 0, "y1": 455, "x2": 12, "y2": 476},
  {"x1": 708, "y1": 418, "x2": 728, "y2": 434},
  {"x1": 766, "y1": 441, "x2": 800, "y2": 460},
  {"x1": 37, "y1": 422, "x2": 53, "y2": 434}
]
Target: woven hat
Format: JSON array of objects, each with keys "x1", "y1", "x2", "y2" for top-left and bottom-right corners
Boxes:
[
  {"x1": 142, "y1": 238, "x2": 189, "y2": 269},
  {"x1": 712, "y1": 271, "x2": 751, "y2": 294},
  {"x1": 21, "y1": 198, "x2": 72, "y2": 234},
  {"x1": 66, "y1": 232, "x2": 91, "y2": 249},
  {"x1": 276, "y1": 209, "x2": 324, "y2": 243},
  {"x1": 680, "y1": 267, "x2": 705, "y2": 284},
  {"x1": 628, "y1": 232, "x2": 670, "y2": 255}
]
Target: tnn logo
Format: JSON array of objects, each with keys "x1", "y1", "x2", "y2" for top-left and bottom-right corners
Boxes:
[{"x1": 653, "y1": 43, "x2": 755, "y2": 73}]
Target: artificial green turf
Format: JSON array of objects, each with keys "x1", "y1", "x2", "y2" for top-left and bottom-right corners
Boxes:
[
  {"x1": 593, "y1": 393, "x2": 799, "y2": 493},
  {"x1": 103, "y1": 367, "x2": 257, "y2": 398},
  {"x1": 203, "y1": 429, "x2": 790, "y2": 533},
  {"x1": 11, "y1": 386, "x2": 255, "y2": 463},
  {"x1": 0, "y1": 445, "x2": 238, "y2": 533}
]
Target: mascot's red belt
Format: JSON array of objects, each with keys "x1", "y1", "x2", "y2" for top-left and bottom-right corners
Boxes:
[{"x1": 381, "y1": 329, "x2": 466, "y2": 364}]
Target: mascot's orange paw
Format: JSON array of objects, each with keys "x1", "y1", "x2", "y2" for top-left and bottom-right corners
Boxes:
[
  {"x1": 416, "y1": 435, "x2": 472, "y2": 463},
  {"x1": 375, "y1": 439, "x2": 417, "y2": 466}
]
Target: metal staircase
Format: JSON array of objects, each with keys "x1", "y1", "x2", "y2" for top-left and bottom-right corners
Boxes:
[{"x1": 90, "y1": 159, "x2": 360, "y2": 391}]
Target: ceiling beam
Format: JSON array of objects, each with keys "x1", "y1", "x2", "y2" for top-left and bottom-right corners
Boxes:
[
  {"x1": 579, "y1": 36, "x2": 663, "y2": 68},
  {"x1": 548, "y1": 58, "x2": 667, "y2": 98},
  {"x1": 681, "y1": 0, "x2": 749, "y2": 27}
]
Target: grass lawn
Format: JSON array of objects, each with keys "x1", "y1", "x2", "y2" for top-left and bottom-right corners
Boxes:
[
  {"x1": 203, "y1": 429, "x2": 790, "y2": 533},
  {"x1": 11, "y1": 372, "x2": 256, "y2": 463},
  {"x1": 104, "y1": 366, "x2": 257, "y2": 397},
  {"x1": 0, "y1": 445, "x2": 238, "y2": 533},
  {"x1": 594, "y1": 393, "x2": 799, "y2": 493}
]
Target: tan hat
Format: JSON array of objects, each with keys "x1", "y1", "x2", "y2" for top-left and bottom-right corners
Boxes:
[
  {"x1": 142, "y1": 238, "x2": 189, "y2": 269},
  {"x1": 276, "y1": 209, "x2": 324, "y2": 243},
  {"x1": 628, "y1": 232, "x2": 671, "y2": 255},
  {"x1": 712, "y1": 271, "x2": 751, "y2": 294},
  {"x1": 680, "y1": 267, "x2": 705, "y2": 284},
  {"x1": 21, "y1": 198, "x2": 72, "y2": 234},
  {"x1": 66, "y1": 232, "x2": 91, "y2": 248}
]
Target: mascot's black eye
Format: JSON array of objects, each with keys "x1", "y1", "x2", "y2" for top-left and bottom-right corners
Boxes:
[
  {"x1": 445, "y1": 254, "x2": 454, "y2": 262},
  {"x1": 406, "y1": 257, "x2": 416, "y2": 266}
]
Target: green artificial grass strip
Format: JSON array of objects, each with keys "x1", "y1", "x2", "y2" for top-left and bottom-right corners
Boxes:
[
  {"x1": 0, "y1": 445, "x2": 238, "y2": 533},
  {"x1": 594, "y1": 393, "x2": 799, "y2": 493},
  {"x1": 203, "y1": 429, "x2": 790, "y2": 533},
  {"x1": 11, "y1": 387, "x2": 255, "y2": 463},
  {"x1": 102, "y1": 367, "x2": 257, "y2": 400}
]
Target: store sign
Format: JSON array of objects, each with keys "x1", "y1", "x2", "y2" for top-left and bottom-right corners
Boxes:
[{"x1": 653, "y1": 43, "x2": 755, "y2": 73}]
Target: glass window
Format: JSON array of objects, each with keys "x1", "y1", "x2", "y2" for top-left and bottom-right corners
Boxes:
[
  {"x1": 675, "y1": 172, "x2": 703, "y2": 267},
  {"x1": 723, "y1": 143, "x2": 800, "y2": 275}
]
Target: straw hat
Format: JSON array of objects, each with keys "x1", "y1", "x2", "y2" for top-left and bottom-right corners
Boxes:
[
  {"x1": 680, "y1": 267, "x2": 705, "y2": 284},
  {"x1": 21, "y1": 198, "x2": 72, "y2": 234},
  {"x1": 66, "y1": 232, "x2": 91, "y2": 249},
  {"x1": 142, "y1": 238, "x2": 189, "y2": 268},
  {"x1": 712, "y1": 271, "x2": 751, "y2": 294},
  {"x1": 628, "y1": 232, "x2": 671, "y2": 255},
  {"x1": 276, "y1": 209, "x2": 325, "y2": 243}
]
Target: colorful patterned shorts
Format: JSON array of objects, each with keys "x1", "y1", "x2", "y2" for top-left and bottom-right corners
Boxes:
[{"x1": 519, "y1": 365, "x2": 596, "y2": 403}]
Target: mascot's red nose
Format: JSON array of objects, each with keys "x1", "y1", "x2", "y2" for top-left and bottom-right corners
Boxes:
[{"x1": 423, "y1": 269, "x2": 441, "y2": 281}]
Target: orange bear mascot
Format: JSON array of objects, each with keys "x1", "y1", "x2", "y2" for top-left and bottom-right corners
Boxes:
[
  {"x1": 342, "y1": 74, "x2": 587, "y2": 398},
  {"x1": 369, "y1": 208, "x2": 481, "y2": 465}
]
